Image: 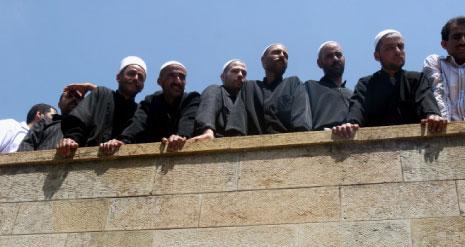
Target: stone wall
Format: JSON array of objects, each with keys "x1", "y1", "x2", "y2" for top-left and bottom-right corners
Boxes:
[{"x1": 1, "y1": 123, "x2": 465, "y2": 246}]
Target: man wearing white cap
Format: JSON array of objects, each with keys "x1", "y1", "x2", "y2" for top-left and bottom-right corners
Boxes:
[
  {"x1": 333, "y1": 30, "x2": 446, "y2": 138},
  {"x1": 100, "y1": 61, "x2": 200, "y2": 153},
  {"x1": 192, "y1": 59, "x2": 247, "y2": 140},
  {"x1": 57, "y1": 56, "x2": 146, "y2": 157},
  {"x1": 305, "y1": 41, "x2": 352, "y2": 130},
  {"x1": 423, "y1": 16, "x2": 465, "y2": 121},
  {"x1": 226, "y1": 43, "x2": 312, "y2": 135}
]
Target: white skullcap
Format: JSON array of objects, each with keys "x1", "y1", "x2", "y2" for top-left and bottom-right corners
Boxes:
[
  {"x1": 374, "y1": 29, "x2": 402, "y2": 50},
  {"x1": 261, "y1": 43, "x2": 284, "y2": 56},
  {"x1": 317, "y1": 41, "x2": 340, "y2": 57},
  {"x1": 119, "y1": 56, "x2": 147, "y2": 73},
  {"x1": 222, "y1": 59, "x2": 244, "y2": 72},
  {"x1": 159, "y1": 60, "x2": 186, "y2": 72}
]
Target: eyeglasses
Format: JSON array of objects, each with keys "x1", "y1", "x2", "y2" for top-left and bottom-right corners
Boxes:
[{"x1": 451, "y1": 32, "x2": 465, "y2": 41}]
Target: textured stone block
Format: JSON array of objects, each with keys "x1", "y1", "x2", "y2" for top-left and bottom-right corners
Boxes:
[
  {"x1": 12, "y1": 201, "x2": 53, "y2": 234},
  {"x1": 239, "y1": 144, "x2": 402, "y2": 190},
  {"x1": 152, "y1": 154, "x2": 238, "y2": 194},
  {"x1": 299, "y1": 220, "x2": 410, "y2": 247},
  {"x1": 0, "y1": 164, "x2": 48, "y2": 202},
  {"x1": 401, "y1": 137, "x2": 465, "y2": 181},
  {"x1": 51, "y1": 158, "x2": 156, "y2": 200},
  {"x1": 342, "y1": 181, "x2": 459, "y2": 221},
  {"x1": 200, "y1": 187, "x2": 339, "y2": 227},
  {"x1": 52, "y1": 199, "x2": 110, "y2": 232},
  {"x1": 65, "y1": 231, "x2": 154, "y2": 247},
  {"x1": 106, "y1": 195, "x2": 200, "y2": 230},
  {"x1": 0, "y1": 234, "x2": 67, "y2": 247},
  {"x1": 457, "y1": 180, "x2": 465, "y2": 215},
  {"x1": 152, "y1": 225, "x2": 297, "y2": 247},
  {"x1": 411, "y1": 217, "x2": 465, "y2": 247},
  {"x1": 0, "y1": 203, "x2": 18, "y2": 235}
]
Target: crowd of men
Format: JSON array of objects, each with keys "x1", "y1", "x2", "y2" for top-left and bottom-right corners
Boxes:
[{"x1": 1, "y1": 16, "x2": 464, "y2": 155}]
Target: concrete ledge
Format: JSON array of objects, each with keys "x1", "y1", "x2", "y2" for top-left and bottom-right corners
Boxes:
[{"x1": 1, "y1": 122, "x2": 465, "y2": 166}]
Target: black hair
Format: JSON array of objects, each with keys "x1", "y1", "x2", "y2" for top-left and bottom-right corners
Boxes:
[
  {"x1": 441, "y1": 16, "x2": 465, "y2": 41},
  {"x1": 26, "y1": 103, "x2": 55, "y2": 124}
]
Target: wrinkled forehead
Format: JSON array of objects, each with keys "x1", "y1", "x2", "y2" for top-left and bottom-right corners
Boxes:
[
  {"x1": 126, "y1": 64, "x2": 146, "y2": 72},
  {"x1": 264, "y1": 44, "x2": 288, "y2": 55},
  {"x1": 226, "y1": 61, "x2": 247, "y2": 71},
  {"x1": 321, "y1": 43, "x2": 343, "y2": 54},
  {"x1": 379, "y1": 34, "x2": 404, "y2": 47}
]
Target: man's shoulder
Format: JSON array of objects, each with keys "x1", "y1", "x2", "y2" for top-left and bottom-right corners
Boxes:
[
  {"x1": 201, "y1": 84, "x2": 222, "y2": 95},
  {"x1": 402, "y1": 70, "x2": 423, "y2": 80}
]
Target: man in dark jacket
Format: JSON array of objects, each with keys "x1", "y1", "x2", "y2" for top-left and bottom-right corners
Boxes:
[
  {"x1": 56, "y1": 56, "x2": 147, "y2": 156},
  {"x1": 226, "y1": 43, "x2": 312, "y2": 135},
  {"x1": 193, "y1": 59, "x2": 247, "y2": 140},
  {"x1": 333, "y1": 29, "x2": 447, "y2": 138},
  {"x1": 18, "y1": 83, "x2": 95, "y2": 151},
  {"x1": 305, "y1": 41, "x2": 352, "y2": 130},
  {"x1": 101, "y1": 61, "x2": 200, "y2": 153}
]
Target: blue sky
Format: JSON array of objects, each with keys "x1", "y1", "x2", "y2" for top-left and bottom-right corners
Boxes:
[{"x1": 1, "y1": 0, "x2": 464, "y2": 121}]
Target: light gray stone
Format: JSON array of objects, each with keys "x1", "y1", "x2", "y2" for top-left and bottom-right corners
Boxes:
[{"x1": 342, "y1": 181, "x2": 459, "y2": 221}]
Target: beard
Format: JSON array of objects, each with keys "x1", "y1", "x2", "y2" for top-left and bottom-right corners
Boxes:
[{"x1": 324, "y1": 64, "x2": 344, "y2": 78}]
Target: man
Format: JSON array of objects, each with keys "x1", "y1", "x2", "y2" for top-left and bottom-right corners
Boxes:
[
  {"x1": 226, "y1": 43, "x2": 312, "y2": 135},
  {"x1": 304, "y1": 41, "x2": 352, "y2": 130},
  {"x1": 100, "y1": 61, "x2": 200, "y2": 153},
  {"x1": 423, "y1": 16, "x2": 465, "y2": 121},
  {"x1": 18, "y1": 83, "x2": 96, "y2": 151},
  {"x1": 333, "y1": 30, "x2": 446, "y2": 138},
  {"x1": 193, "y1": 59, "x2": 247, "y2": 140},
  {"x1": 57, "y1": 56, "x2": 146, "y2": 157},
  {"x1": 0, "y1": 104, "x2": 56, "y2": 153}
]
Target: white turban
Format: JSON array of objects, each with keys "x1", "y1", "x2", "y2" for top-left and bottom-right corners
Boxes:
[
  {"x1": 374, "y1": 29, "x2": 402, "y2": 50},
  {"x1": 159, "y1": 60, "x2": 186, "y2": 72},
  {"x1": 119, "y1": 56, "x2": 147, "y2": 73}
]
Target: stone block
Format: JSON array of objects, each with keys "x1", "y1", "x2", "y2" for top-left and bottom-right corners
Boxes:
[
  {"x1": 106, "y1": 195, "x2": 200, "y2": 230},
  {"x1": 0, "y1": 234, "x2": 67, "y2": 247},
  {"x1": 239, "y1": 144, "x2": 402, "y2": 190},
  {"x1": 457, "y1": 180, "x2": 465, "y2": 216},
  {"x1": 299, "y1": 220, "x2": 410, "y2": 247},
  {"x1": 0, "y1": 203, "x2": 18, "y2": 235},
  {"x1": 200, "y1": 187, "x2": 339, "y2": 227},
  {"x1": 65, "y1": 231, "x2": 154, "y2": 247},
  {"x1": 52, "y1": 199, "x2": 110, "y2": 232},
  {"x1": 411, "y1": 217, "x2": 465, "y2": 247},
  {"x1": 51, "y1": 158, "x2": 156, "y2": 200},
  {"x1": 152, "y1": 154, "x2": 238, "y2": 194},
  {"x1": 12, "y1": 201, "x2": 53, "y2": 234},
  {"x1": 0, "y1": 164, "x2": 48, "y2": 202},
  {"x1": 152, "y1": 225, "x2": 297, "y2": 247},
  {"x1": 341, "y1": 181, "x2": 459, "y2": 221},
  {"x1": 401, "y1": 137, "x2": 465, "y2": 181}
]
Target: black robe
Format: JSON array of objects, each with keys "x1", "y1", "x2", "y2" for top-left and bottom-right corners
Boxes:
[
  {"x1": 226, "y1": 76, "x2": 312, "y2": 135},
  {"x1": 304, "y1": 76, "x2": 352, "y2": 130},
  {"x1": 348, "y1": 69, "x2": 440, "y2": 127},
  {"x1": 61, "y1": 86, "x2": 137, "y2": 146},
  {"x1": 118, "y1": 91, "x2": 200, "y2": 144},
  {"x1": 195, "y1": 85, "x2": 236, "y2": 137},
  {"x1": 18, "y1": 114, "x2": 63, "y2": 151}
]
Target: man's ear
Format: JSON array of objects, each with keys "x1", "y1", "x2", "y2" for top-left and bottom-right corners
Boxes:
[
  {"x1": 157, "y1": 78, "x2": 161, "y2": 86},
  {"x1": 116, "y1": 73, "x2": 121, "y2": 83},
  {"x1": 317, "y1": 58, "x2": 323, "y2": 69},
  {"x1": 374, "y1": 51, "x2": 380, "y2": 62},
  {"x1": 220, "y1": 73, "x2": 226, "y2": 83},
  {"x1": 34, "y1": 111, "x2": 42, "y2": 121},
  {"x1": 441, "y1": 40, "x2": 448, "y2": 50}
]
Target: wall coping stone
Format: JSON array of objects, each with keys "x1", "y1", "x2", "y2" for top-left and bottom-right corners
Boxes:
[{"x1": 1, "y1": 122, "x2": 465, "y2": 167}]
